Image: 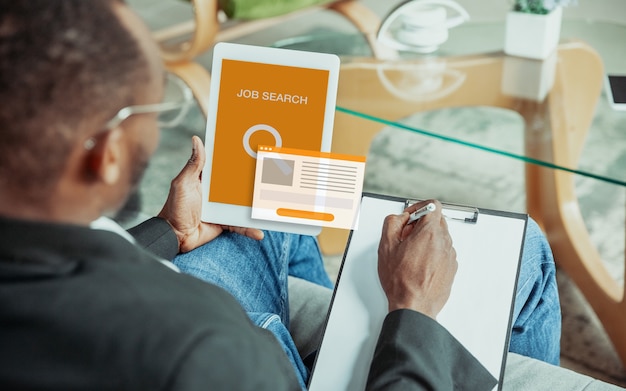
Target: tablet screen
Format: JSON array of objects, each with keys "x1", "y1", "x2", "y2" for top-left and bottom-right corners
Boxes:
[
  {"x1": 201, "y1": 43, "x2": 340, "y2": 234},
  {"x1": 210, "y1": 59, "x2": 331, "y2": 207}
]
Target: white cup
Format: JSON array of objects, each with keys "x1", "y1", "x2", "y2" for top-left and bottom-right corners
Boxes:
[
  {"x1": 396, "y1": 6, "x2": 450, "y2": 53},
  {"x1": 376, "y1": 0, "x2": 470, "y2": 54}
]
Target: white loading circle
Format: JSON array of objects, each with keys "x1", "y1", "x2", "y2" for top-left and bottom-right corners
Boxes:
[{"x1": 242, "y1": 124, "x2": 283, "y2": 158}]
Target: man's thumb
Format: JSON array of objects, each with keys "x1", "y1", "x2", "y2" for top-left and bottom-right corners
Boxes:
[{"x1": 185, "y1": 136, "x2": 205, "y2": 176}]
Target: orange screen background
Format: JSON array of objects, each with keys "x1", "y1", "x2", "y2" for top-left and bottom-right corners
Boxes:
[{"x1": 209, "y1": 59, "x2": 330, "y2": 206}]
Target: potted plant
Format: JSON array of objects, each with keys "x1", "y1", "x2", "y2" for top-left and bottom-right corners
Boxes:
[{"x1": 504, "y1": 0, "x2": 576, "y2": 59}]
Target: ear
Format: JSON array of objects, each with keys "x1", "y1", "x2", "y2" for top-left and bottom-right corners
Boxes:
[{"x1": 85, "y1": 127, "x2": 125, "y2": 185}]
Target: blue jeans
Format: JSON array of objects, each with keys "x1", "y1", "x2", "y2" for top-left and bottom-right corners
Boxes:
[{"x1": 173, "y1": 218, "x2": 560, "y2": 389}]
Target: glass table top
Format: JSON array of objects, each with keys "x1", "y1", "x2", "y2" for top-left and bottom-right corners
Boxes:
[
  {"x1": 274, "y1": 20, "x2": 626, "y2": 71},
  {"x1": 268, "y1": 16, "x2": 625, "y2": 368},
  {"x1": 272, "y1": 20, "x2": 626, "y2": 187}
]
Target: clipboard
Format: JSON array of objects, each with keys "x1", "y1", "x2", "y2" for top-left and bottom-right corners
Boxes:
[{"x1": 308, "y1": 193, "x2": 527, "y2": 391}]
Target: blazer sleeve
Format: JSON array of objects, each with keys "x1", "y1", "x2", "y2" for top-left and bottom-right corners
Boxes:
[
  {"x1": 366, "y1": 309, "x2": 497, "y2": 391},
  {"x1": 167, "y1": 330, "x2": 301, "y2": 391},
  {"x1": 127, "y1": 217, "x2": 179, "y2": 261}
]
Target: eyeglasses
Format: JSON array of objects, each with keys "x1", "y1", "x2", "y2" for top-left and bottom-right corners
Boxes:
[
  {"x1": 84, "y1": 73, "x2": 193, "y2": 151},
  {"x1": 103, "y1": 72, "x2": 193, "y2": 130}
]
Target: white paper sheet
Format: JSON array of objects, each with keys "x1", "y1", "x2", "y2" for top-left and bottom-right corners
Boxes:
[{"x1": 308, "y1": 194, "x2": 526, "y2": 391}]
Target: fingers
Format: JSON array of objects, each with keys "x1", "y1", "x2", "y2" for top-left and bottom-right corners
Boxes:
[
  {"x1": 172, "y1": 136, "x2": 205, "y2": 184},
  {"x1": 240, "y1": 227, "x2": 265, "y2": 241},
  {"x1": 400, "y1": 200, "x2": 443, "y2": 241},
  {"x1": 186, "y1": 135, "x2": 205, "y2": 179},
  {"x1": 377, "y1": 199, "x2": 457, "y2": 318},
  {"x1": 224, "y1": 225, "x2": 265, "y2": 241},
  {"x1": 381, "y1": 199, "x2": 443, "y2": 246},
  {"x1": 381, "y1": 212, "x2": 407, "y2": 245},
  {"x1": 404, "y1": 199, "x2": 441, "y2": 215}
]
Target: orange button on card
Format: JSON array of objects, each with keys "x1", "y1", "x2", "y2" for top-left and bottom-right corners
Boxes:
[{"x1": 276, "y1": 208, "x2": 335, "y2": 222}]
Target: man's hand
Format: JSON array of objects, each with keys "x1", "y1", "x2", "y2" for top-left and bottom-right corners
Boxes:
[
  {"x1": 377, "y1": 200, "x2": 457, "y2": 319},
  {"x1": 157, "y1": 136, "x2": 264, "y2": 253}
]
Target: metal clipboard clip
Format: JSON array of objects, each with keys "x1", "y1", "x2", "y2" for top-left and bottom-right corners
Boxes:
[{"x1": 405, "y1": 199, "x2": 479, "y2": 224}]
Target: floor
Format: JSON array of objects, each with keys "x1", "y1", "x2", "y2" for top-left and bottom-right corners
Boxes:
[{"x1": 126, "y1": 0, "x2": 626, "y2": 387}]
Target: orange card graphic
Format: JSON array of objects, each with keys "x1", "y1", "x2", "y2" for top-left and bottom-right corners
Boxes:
[{"x1": 252, "y1": 146, "x2": 366, "y2": 230}]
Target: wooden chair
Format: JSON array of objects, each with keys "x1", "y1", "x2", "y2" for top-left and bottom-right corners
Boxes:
[{"x1": 150, "y1": 0, "x2": 383, "y2": 118}]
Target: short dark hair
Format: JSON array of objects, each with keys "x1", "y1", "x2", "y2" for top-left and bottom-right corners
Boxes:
[{"x1": 0, "y1": 0, "x2": 148, "y2": 199}]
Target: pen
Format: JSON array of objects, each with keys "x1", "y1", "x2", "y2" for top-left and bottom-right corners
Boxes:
[{"x1": 407, "y1": 202, "x2": 436, "y2": 224}]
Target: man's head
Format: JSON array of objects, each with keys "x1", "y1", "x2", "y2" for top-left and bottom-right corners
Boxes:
[{"x1": 0, "y1": 0, "x2": 164, "y2": 223}]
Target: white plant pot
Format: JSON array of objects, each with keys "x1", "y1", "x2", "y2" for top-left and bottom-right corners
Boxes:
[
  {"x1": 501, "y1": 50, "x2": 557, "y2": 101},
  {"x1": 504, "y1": 6, "x2": 562, "y2": 60}
]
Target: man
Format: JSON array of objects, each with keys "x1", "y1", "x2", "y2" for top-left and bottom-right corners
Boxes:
[{"x1": 0, "y1": 1, "x2": 615, "y2": 390}]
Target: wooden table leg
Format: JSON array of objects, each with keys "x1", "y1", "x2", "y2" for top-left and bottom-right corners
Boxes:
[{"x1": 523, "y1": 45, "x2": 626, "y2": 367}]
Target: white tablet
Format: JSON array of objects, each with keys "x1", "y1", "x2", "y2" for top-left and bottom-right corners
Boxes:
[{"x1": 201, "y1": 42, "x2": 340, "y2": 235}]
